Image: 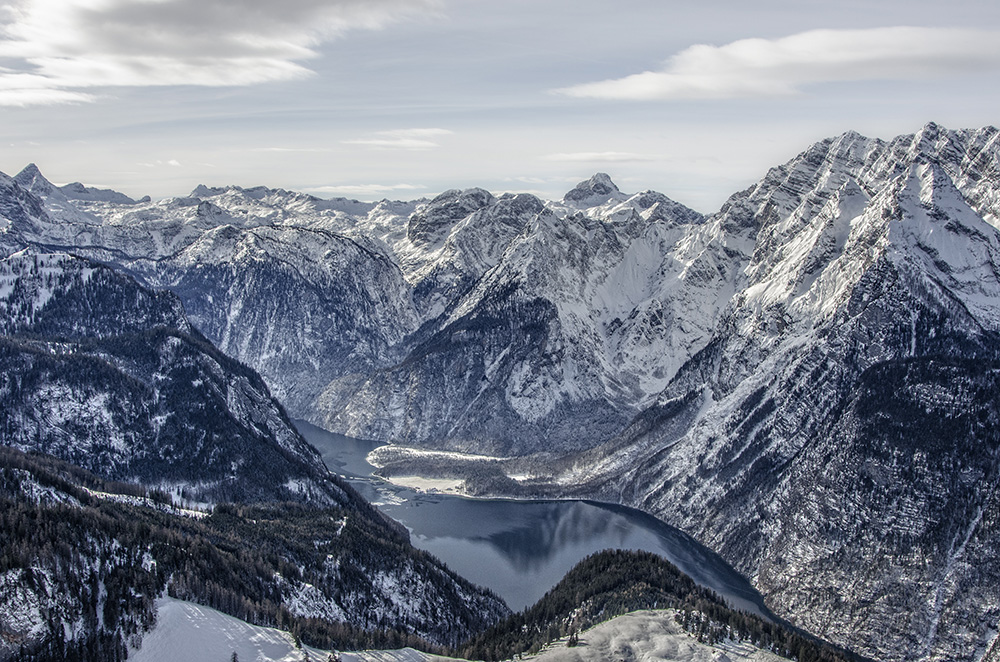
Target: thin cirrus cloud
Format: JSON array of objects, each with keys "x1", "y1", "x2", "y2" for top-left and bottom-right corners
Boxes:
[
  {"x1": 139, "y1": 159, "x2": 182, "y2": 168},
  {"x1": 0, "y1": 0, "x2": 441, "y2": 106},
  {"x1": 556, "y1": 27, "x2": 1000, "y2": 100},
  {"x1": 305, "y1": 183, "x2": 426, "y2": 197},
  {"x1": 343, "y1": 128, "x2": 454, "y2": 150},
  {"x1": 541, "y1": 152, "x2": 656, "y2": 163}
]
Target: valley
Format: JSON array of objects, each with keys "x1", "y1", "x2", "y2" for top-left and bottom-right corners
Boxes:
[
  {"x1": 296, "y1": 420, "x2": 769, "y2": 616},
  {"x1": 2, "y1": 122, "x2": 1000, "y2": 661}
]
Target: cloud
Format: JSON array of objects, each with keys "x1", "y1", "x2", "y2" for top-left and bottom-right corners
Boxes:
[
  {"x1": 344, "y1": 138, "x2": 440, "y2": 149},
  {"x1": 305, "y1": 183, "x2": 426, "y2": 197},
  {"x1": 251, "y1": 147, "x2": 335, "y2": 153},
  {"x1": 377, "y1": 128, "x2": 453, "y2": 138},
  {"x1": 541, "y1": 152, "x2": 655, "y2": 163},
  {"x1": 0, "y1": 0, "x2": 441, "y2": 105},
  {"x1": 503, "y1": 176, "x2": 550, "y2": 185},
  {"x1": 138, "y1": 159, "x2": 184, "y2": 168},
  {"x1": 556, "y1": 27, "x2": 1000, "y2": 100},
  {"x1": 0, "y1": 86, "x2": 97, "y2": 107},
  {"x1": 344, "y1": 128, "x2": 453, "y2": 150}
]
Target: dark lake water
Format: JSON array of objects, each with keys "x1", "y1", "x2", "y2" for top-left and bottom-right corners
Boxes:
[{"x1": 295, "y1": 420, "x2": 770, "y2": 615}]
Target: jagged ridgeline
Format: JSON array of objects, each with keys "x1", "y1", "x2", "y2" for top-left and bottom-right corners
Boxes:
[{"x1": 457, "y1": 549, "x2": 861, "y2": 662}]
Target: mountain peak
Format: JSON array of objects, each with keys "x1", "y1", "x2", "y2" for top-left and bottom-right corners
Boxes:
[
  {"x1": 920, "y1": 120, "x2": 942, "y2": 136},
  {"x1": 59, "y1": 181, "x2": 140, "y2": 205},
  {"x1": 909, "y1": 121, "x2": 944, "y2": 152},
  {"x1": 406, "y1": 187, "x2": 496, "y2": 245},
  {"x1": 563, "y1": 173, "x2": 623, "y2": 207},
  {"x1": 191, "y1": 184, "x2": 227, "y2": 198},
  {"x1": 570, "y1": 172, "x2": 619, "y2": 195},
  {"x1": 16, "y1": 163, "x2": 43, "y2": 179},
  {"x1": 586, "y1": 172, "x2": 619, "y2": 192},
  {"x1": 13, "y1": 163, "x2": 56, "y2": 196}
]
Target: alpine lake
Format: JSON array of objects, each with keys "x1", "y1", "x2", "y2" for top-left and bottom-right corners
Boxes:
[{"x1": 295, "y1": 420, "x2": 770, "y2": 615}]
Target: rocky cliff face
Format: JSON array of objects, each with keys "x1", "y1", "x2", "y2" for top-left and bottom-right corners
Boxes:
[
  {"x1": 565, "y1": 124, "x2": 1000, "y2": 662},
  {"x1": 156, "y1": 225, "x2": 419, "y2": 417}
]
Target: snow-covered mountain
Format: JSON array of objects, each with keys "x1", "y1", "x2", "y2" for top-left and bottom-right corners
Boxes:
[
  {"x1": 2, "y1": 165, "x2": 711, "y2": 451},
  {"x1": 0, "y1": 250, "x2": 345, "y2": 504},
  {"x1": 15, "y1": 164, "x2": 146, "y2": 205},
  {"x1": 556, "y1": 123, "x2": 1000, "y2": 662},
  {"x1": 324, "y1": 192, "x2": 719, "y2": 453},
  {"x1": 5, "y1": 174, "x2": 422, "y2": 418},
  {"x1": 3, "y1": 122, "x2": 1000, "y2": 662}
]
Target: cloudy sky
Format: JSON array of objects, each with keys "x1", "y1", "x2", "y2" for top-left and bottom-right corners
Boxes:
[{"x1": 2, "y1": 0, "x2": 999, "y2": 212}]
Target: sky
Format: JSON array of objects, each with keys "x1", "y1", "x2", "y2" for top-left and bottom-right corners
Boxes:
[{"x1": 2, "y1": 0, "x2": 1000, "y2": 213}]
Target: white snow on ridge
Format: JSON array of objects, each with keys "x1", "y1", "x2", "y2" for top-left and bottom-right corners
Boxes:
[
  {"x1": 130, "y1": 598, "x2": 333, "y2": 662},
  {"x1": 525, "y1": 610, "x2": 788, "y2": 662},
  {"x1": 131, "y1": 599, "x2": 786, "y2": 662},
  {"x1": 79, "y1": 486, "x2": 208, "y2": 519},
  {"x1": 130, "y1": 598, "x2": 453, "y2": 662},
  {"x1": 888, "y1": 162, "x2": 1000, "y2": 330}
]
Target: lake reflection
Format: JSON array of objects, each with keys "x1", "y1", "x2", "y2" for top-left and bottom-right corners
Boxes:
[{"x1": 296, "y1": 420, "x2": 769, "y2": 615}]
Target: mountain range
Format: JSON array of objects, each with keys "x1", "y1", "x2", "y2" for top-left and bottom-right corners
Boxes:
[{"x1": 1, "y1": 122, "x2": 999, "y2": 662}]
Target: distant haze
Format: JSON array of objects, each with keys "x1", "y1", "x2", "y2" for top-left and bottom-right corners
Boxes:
[{"x1": 2, "y1": 0, "x2": 999, "y2": 213}]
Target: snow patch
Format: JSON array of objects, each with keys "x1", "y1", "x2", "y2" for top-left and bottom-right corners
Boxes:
[
  {"x1": 379, "y1": 476, "x2": 466, "y2": 494},
  {"x1": 130, "y1": 598, "x2": 335, "y2": 662},
  {"x1": 524, "y1": 610, "x2": 788, "y2": 662}
]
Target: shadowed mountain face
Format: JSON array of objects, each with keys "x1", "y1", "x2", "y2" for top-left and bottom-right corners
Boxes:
[
  {"x1": 0, "y1": 251, "x2": 349, "y2": 505},
  {"x1": 2, "y1": 123, "x2": 1000, "y2": 660},
  {"x1": 0, "y1": 251, "x2": 510, "y2": 659}
]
